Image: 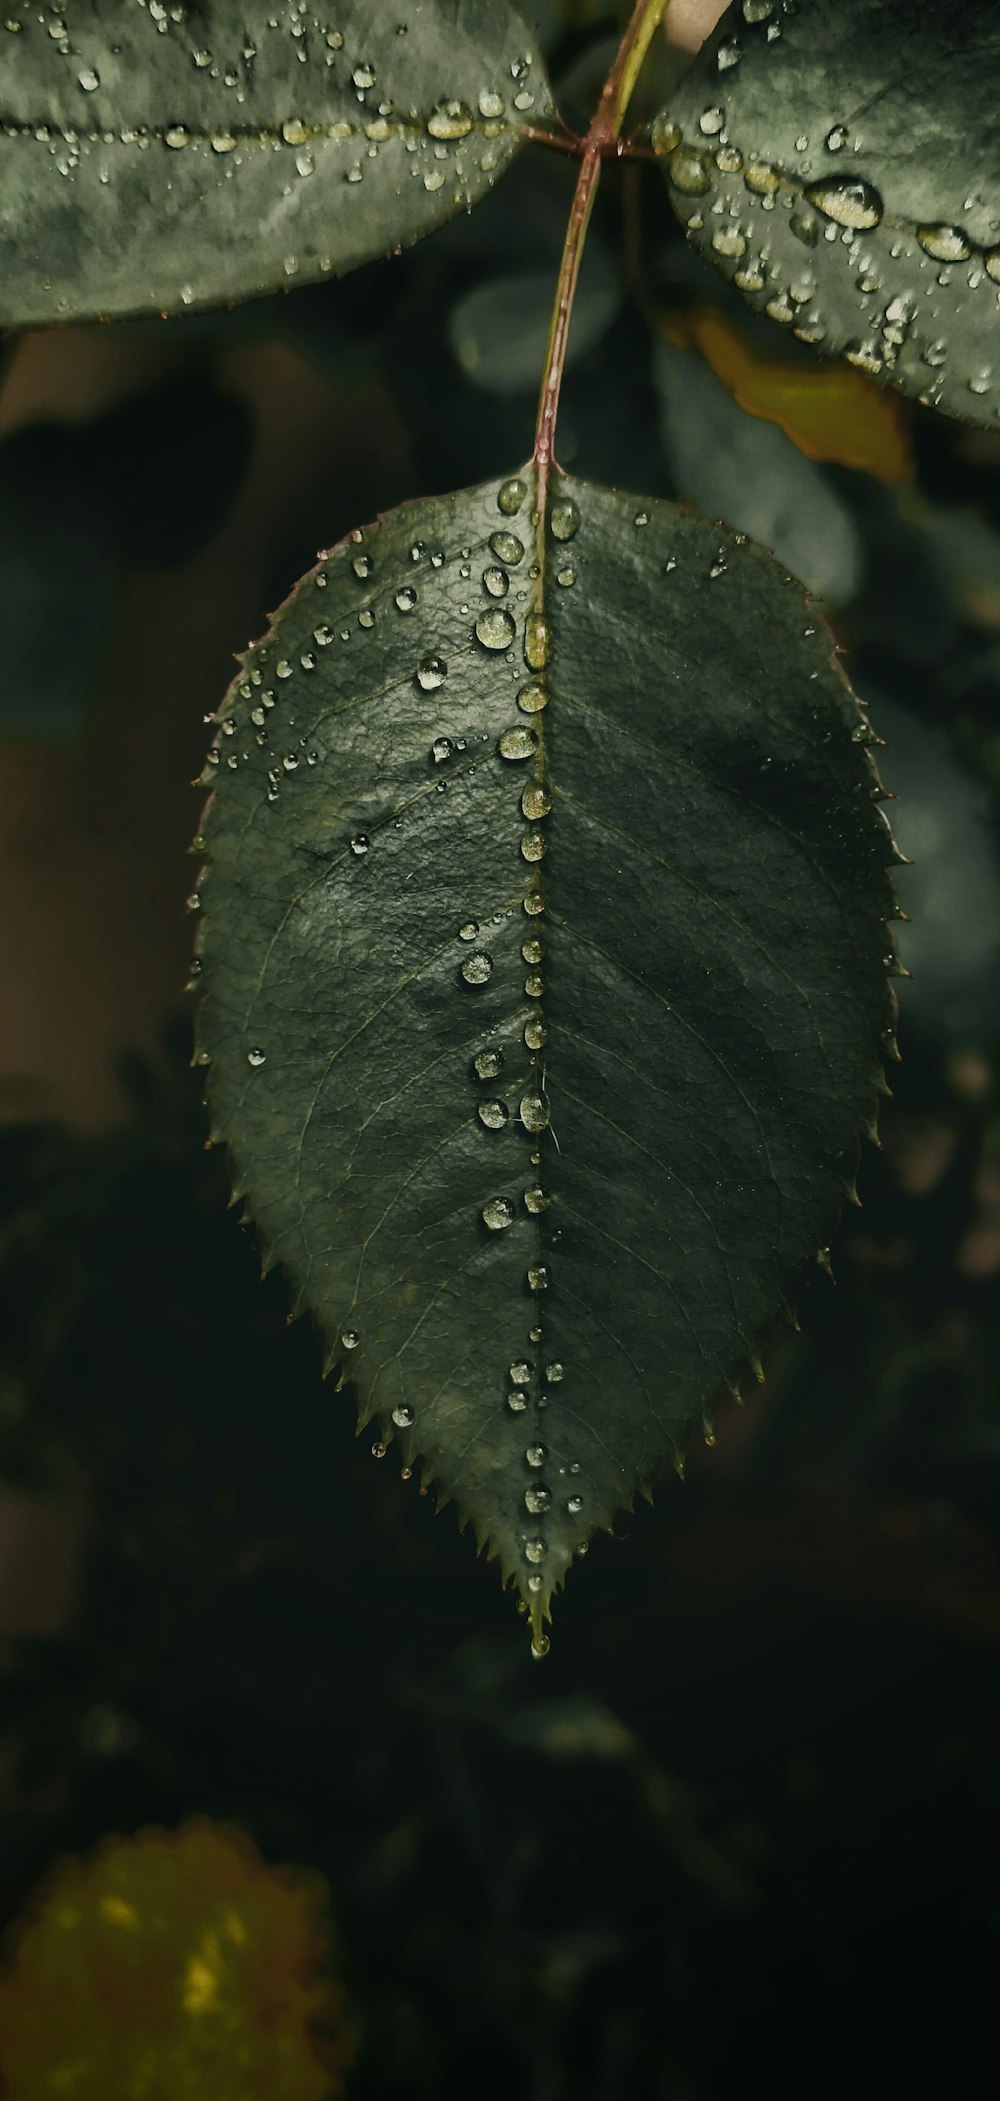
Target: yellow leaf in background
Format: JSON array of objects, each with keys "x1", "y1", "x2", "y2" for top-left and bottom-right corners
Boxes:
[
  {"x1": 0, "y1": 1819, "x2": 351, "y2": 2101},
  {"x1": 662, "y1": 305, "x2": 913, "y2": 485}
]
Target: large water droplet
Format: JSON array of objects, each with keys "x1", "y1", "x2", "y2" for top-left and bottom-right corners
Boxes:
[
  {"x1": 525, "y1": 1485, "x2": 551, "y2": 1514},
  {"x1": 521, "y1": 830, "x2": 548, "y2": 863},
  {"x1": 341, "y1": 1328, "x2": 360, "y2": 1350},
  {"x1": 483, "y1": 1196, "x2": 516, "y2": 1231},
  {"x1": 520, "y1": 1093, "x2": 551, "y2": 1132},
  {"x1": 352, "y1": 553, "x2": 373, "y2": 580},
  {"x1": 490, "y1": 530, "x2": 524, "y2": 564},
  {"x1": 395, "y1": 584, "x2": 417, "y2": 613},
  {"x1": 483, "y1": 566, "x2": 509, "y2": 598},
  {"x1": 521, "y1": 784, "x2": 552, "y2": 819},
  {"x1": 510, "y1": 1361, "x2": 531, "y2": 1385},
  {"x1": 417, "y1": 655, "x2": 447, "y2": 691},
  {"x1": 518, "y1": 680, "x2": 548, "y2": 715},
  {"x1": 476, "y1": 607, "x2": 517, "y2": 651},
  {"x1": 567, "y1": 1494, "x2": 583, "y2": 1515},
  {"x1": 462, "y1": 951, "x2": 494, "y2": 988},
  {"x1": 917, "y1": 222, "x2": 971, "y2": 263},
  {"x1": 498, "y1": 477, "x2": 527, "y2": 515},
  {"x1": 550, "y1": 497, "x2": 580, "y2": 542},
  {"x1": 474, "y1": 1046, "x2": 504, "y2": 1079},
  {"x1": 247, "y1": 1047, "x2": 266, "y2": 1067},
  {"x1": 499, "y1": 725, "x2": 537, "y2": 761},
  {"x1": 669, "y1": 148, "x2": 712, "y2": 194},
  {"x1": 392, "y1": 1404, "x2": 415, "y2": 1428},
  {"x1": 525, "y1": 1538, "x2": 547, "y2": 1563},
  {"x1": 804, "y1": 178, "x2": 883, "y2": 230},
  {"x1": 478, "y1": 1099, "x2": 509, "y2": 1129},
  {"x1": 507, "y1": 1390, "x2": 528, "y2": 1413},
  {"x1": 524, "y1": 616, "x2": 550, "y2": 670},
  {"x1": 526, "y1": 1444, "x2": 547, "y2": 1468},
  {"x1": 427, "y1": 98, "x2": 473, "y2": 139}
]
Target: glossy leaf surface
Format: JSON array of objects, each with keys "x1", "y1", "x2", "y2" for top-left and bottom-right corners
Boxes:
[
  {"x1": 656, "y1": 0, "x2": 1000, "y2": 429},
  {"x1": 0, "y1": 0, "x2": 550, "y2": 326},
  {"x1": 195, "y1": 469, "x2": 896, "y2": 1637}
]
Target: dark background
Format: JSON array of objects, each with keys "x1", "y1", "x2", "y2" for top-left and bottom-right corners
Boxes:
[{"x1": 1, "y1": 5, "x2": 999, "y2": 2094}]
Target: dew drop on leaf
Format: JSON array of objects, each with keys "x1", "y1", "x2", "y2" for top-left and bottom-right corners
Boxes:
[
  {"x1": 475, "y1": 607, "x2": 516, "y2": 650},
  {"x1": 462, "y1": 951, "x2": 494, "y2": 986}
]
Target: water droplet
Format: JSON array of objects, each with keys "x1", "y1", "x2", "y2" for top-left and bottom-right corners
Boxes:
[
  {"x1": 510, "y1": 1361, "x2": 531, "y2": 1386},
  {"x1": 520, "y1": 1092, "x2": 551, "y2": 1132},
  {"x1": 474, "y1": 1046, "x2": 504, "y2": 1079},
  {"x1": 525, "y1": 1485, "x2": 551, "y2": 1514},
  {"x1": 371, "y1": 1441, "x2": 387, "y2": 1460},
  {"x1": 508, "y1": 1390, "x2": 528, "y2": 1413},
  {"x1": 742, "y1": 0, "x2": 773, "y2": 19},
  {"x1": 716, "y1": 38, "x2": 742, "y2": 69},
  {"x1": 522, "y1": 938, "x2": 543, "y2": 965},
  {"x1": 524, "y1": 971, "x2": 544, "y2": 998},
  {"x1": 476, "y1": 607, "x2": 516, "y2": 650},
  {"x1": 825, "y1": 123, "x2": 849, "y2": 151},
  {"x1": 483, "y1": 565, "x2": 509, "y2": 598},
  {"x1": 479, "y1": 87, "x2": 505, "y2": 118},
  {"x1": 567, "y1": 1495, "x2": 583, "y2": 1515},
  {"x1": 743, "y1": 159, "x2": 780, "y2": 194},
  {"x1": 247, "y1": 1047, "x2": 266, "y2": 1067},
  {"x1": 524, "y1": 1185, "x2": 550, "y2": 1213},
  {"x1": 392, "y1": 1404, "x2": 415, "y2": 1428},
  {"x1": 525, "y1": 1537, "x2": 546, "y2": 1563},
  {"x1": 432, "y1": 735, "x2": 453, "y2": 764},
  {"x1": 479, "y1": 1100, "x2": 509, "y2": 1130},
  {"x1": 545, "y1": 1362, "x2": 564, "y2": 1383},
  {"x1": 531, "y1": 1629, "x2": 550, "y2": 1656},
  {"x1": 917, "y1": 222, "x2": 971, "y2": 263},
  {"x1": 498, "y1": 477, "x2": 527, "y2": 514},
  {"x1": 525, "y1": 1444, "x2": 546, "y2": 1470},
  {"x1": 521, "y1": 830, "x2": 547, "y2": 863},
  {"x1": 524, "y1": 616, "x2": 550, "y2": 670},
  {"x1": 427, "y1": 97, "x2": 473, "y2": 139},
  {"x1": 77, "y1": 63, "x2": 100, "y2": 89},
  {"x1": 352, "y1": 60, "x2": 376, "y2": 88},
  {"x1": 521, "y1": 785, "x2": 552, "y2": 820},
  {"x1": 490, "y1": 530, "x2": 524, "y2": 564},
  {"x1": 483, "y1": 1196, "x2": 516, "y2": 1231},
  {"x1": 341, "y1": 1329, "x2": 360, "y2": 1350},
  {"x1": 517, "y1": 680, "x2": 548, "y2": 715},
  {"x1": 527, "y1": 1263, "x2": 549, "y2": 1290},
  {"x1": 352, "y1": 553, "x2": 373, "y2": 580},
  {"x1": 350, "y1": 833, "x2": 369, "y2": 857},
  {"x1": 462, "y1": 951, "x2": 494, "y2": 986},
  {"x1": 523, "y1": 892, "x2": 545, "y2": 917},
  {"x1": 416, "y1": 654, "x2": 447, "y2": 691},
  {"x1": 790, "y1": 207, "x2": 819, "y2": 246},
  {"x1": 712, "y1": 226, "x2": 747, "y2": 258},
  {"x1": 499, "y1": 725, "x2": 537, "y2": 761},
  {"x1": 804, "y1": 178, "x2": 883, "y2": 230},
  {"x1": 395, "y1": 585, "x2": 417, "y2": 613},
  {"x1": 699, "y1": 106, "x2": 725, "y2": 136},
  {"x1": 550, "y1": 497, "x2": 580, "y2": 541}
]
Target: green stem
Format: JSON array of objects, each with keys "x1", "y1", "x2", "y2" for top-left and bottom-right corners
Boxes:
[{"x1": 532, "y1": 0, "x2": 668, "y2": 474}]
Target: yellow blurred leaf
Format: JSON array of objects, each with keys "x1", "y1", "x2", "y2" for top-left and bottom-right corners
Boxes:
[
  {"x1": 662, "y1": 305, "x2": 913, "y2": 484},
  {"x1": 0, "y1": 1820, "x2": 350, "y2": 2101}
]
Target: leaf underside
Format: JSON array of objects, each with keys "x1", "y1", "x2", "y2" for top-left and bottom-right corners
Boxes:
[
  {"x1": 0, "y1": 0, "x2": 550, "y2": 327},
  {"x1": 195, "y1": 469, "x2": 897, "y2": 1636},
  {"x1": 656, "y1": 0, "x2": 1000, "y2": 431}
]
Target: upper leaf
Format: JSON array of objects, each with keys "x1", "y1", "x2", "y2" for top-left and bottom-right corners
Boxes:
[
  {"x1": 654, "y1": 0, "x2": 1000, "y2": 429},
  {"x1": 0, "y1": 0, "x2": 551, "y2": 327},
  {"x1": 195, "y1": 467, "x2": 896, "y2": 1642}
]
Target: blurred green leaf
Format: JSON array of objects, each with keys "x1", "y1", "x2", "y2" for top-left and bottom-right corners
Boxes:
[{"x1": 449, "y1": 244, "x2": 620, "y2": 394}]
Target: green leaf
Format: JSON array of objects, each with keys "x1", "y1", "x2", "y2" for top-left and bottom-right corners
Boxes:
[
  {"x1": 449, "y1": 243, "x2": 621, "y2": 394},
  {"x1": 194, "y1": 469, "x2": 896, "y2": 1642},
  {"x1": 0, "y1": 0, "x2": 551, "y2": 328},
  {"x1": 654, "y1": 0, "x2": 1000, "y2": 429}
]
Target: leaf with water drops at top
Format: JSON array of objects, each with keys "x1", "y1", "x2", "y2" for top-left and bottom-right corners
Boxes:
[
  {"x1": 0, "y1": 0, "x2": 551, "y2": 327},
  {"x1": 653, "y1": 0, "x2": 1000, "y2": 429},
  {"x1": 194, "y1": 469, "x2": 897, "y2": 1648}
]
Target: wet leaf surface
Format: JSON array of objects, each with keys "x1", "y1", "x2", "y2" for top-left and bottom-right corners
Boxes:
[
  {"x1": 0, "y1": 0, "x2": 551, "y2": 325},
  {"x1": 655, "y1": 0, "x2": 1000, "y2": 429}
]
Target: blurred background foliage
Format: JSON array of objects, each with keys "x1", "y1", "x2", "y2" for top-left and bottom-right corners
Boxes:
[{"x1": 1, "y1": 3, "x2": 999, "y2": 2095}]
